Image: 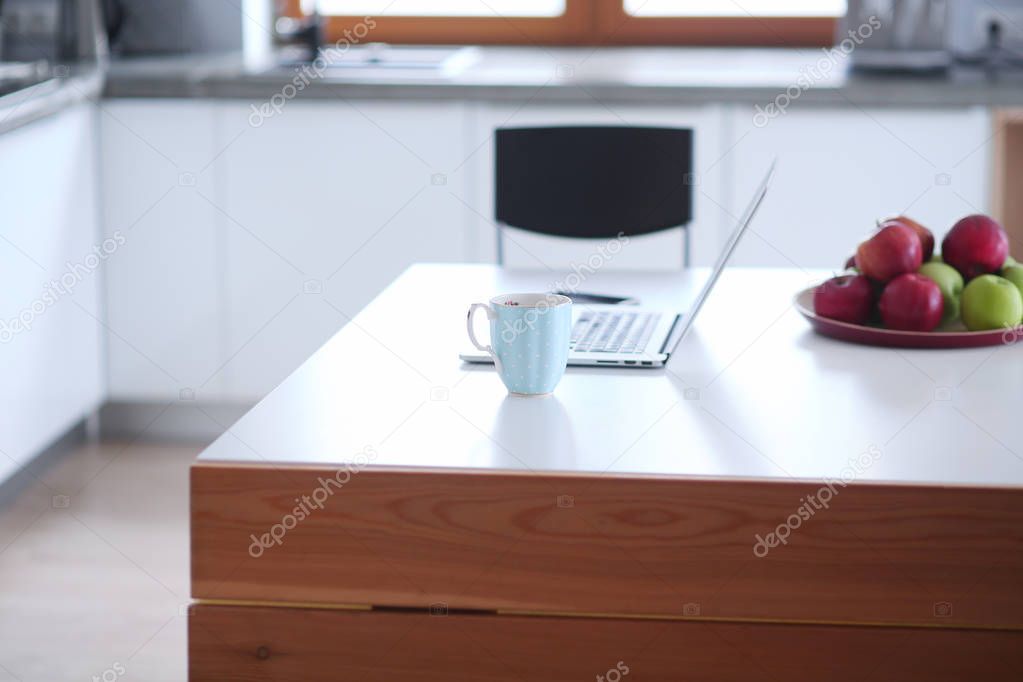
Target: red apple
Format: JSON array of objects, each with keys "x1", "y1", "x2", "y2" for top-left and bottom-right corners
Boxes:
[
  {"x1": 879, "y1": 273, "x2": 944, "y2": 331},
  {"x1": 814, "y1": 275, "x2": 874, "y2": 325},
  {"x1": 881, "y1": 216, "x2": 934, "y2": 262},
  {"x1": 855, "y1": 223, "x2": 923, "y2": 282},
  {"x1": 941, "y1": 214, "x2": 1009, "y2": 280}
]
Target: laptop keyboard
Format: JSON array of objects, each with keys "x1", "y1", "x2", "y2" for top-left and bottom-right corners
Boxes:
[{"x1": 571, "y1": 311, "x2": 661, "y2": 354}]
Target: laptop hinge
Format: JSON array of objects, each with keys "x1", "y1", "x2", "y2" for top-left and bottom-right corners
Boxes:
[{"x1": 658, "y1": 314, "x2": 684, "y2": 354}]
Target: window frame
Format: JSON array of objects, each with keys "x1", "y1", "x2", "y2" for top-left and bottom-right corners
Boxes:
[
  {"x1": 286, "y1": 0, "x2": 592, "y2": 46},
  {"x1": 284, "y1": 0, "x2": 837, "y2": 47}
]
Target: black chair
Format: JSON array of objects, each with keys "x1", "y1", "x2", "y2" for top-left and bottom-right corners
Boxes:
[{"x1": 494, "y1": 126, "x2": 694, "y2": 266}]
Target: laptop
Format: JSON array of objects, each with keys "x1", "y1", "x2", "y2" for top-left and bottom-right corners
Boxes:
[{"x1": 461, "y1": 161, "x2": 775, "y2": 369}]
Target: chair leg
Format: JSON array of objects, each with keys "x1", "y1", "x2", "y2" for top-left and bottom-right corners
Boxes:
[
  {"x1": 496, "y1": 226, "x2": 505, "y2": 266},
  {"x1": 683, "y1": 227, "x2": 691, "y2": 269}
]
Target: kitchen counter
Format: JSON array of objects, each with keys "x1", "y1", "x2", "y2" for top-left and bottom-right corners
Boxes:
[
  {"x1": 0, "y1": 63, "x2": 105, "y2": 136},
  {"x1": 105, "y1": 46, "x2": 1023, "y2": 107}
]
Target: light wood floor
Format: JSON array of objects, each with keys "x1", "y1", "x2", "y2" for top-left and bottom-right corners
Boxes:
[{"x1": 0, "y1": 441, "x2": 199, "y2": 682}]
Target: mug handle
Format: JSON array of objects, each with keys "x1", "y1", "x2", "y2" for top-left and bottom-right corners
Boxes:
[{"x1": 467, "y1": 303, "x2": 503, "y2": 374}]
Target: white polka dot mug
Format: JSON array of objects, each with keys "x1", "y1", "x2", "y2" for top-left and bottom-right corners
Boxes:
[{"x1": 466, "y1": 293, "x2": 571, "y2": 396}]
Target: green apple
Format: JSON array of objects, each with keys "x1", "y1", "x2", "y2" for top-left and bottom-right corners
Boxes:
[
  {"x1": 961, "y1": 275, "x2": 1023, "y2": 331},
  {"x1": 1004, "y1": 255, "x2": 1018, "y2": 269},
  {"x1": 930, "y1": 253, "x2": 944, "y2": 263},
  {"x1": 1002, "y1": 264, "x2": 1023, "y2": 299},
  {"x1": 918, "y1": 261, "x2": 964, "y2": 323}
]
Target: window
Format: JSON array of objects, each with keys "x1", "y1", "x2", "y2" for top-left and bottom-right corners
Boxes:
[
  {"x1": 286, "y1": 1, "x2": 841, "y2": 47},
  {"x1": 318, "y1": 1, "x2": 567, "y2": 17},
  {"x1": 598, "y1": 1, "x2": 841, "y2": 46},
  {"x1": 623, "y1": 1, "x2": 846, "y2": 18}
]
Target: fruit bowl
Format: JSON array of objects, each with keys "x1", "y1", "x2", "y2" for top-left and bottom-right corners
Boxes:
[{"x1": 795, "y1": 287, "x2": 1023, "y2": 349}]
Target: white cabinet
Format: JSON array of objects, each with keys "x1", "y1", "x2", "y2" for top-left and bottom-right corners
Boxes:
[
  {"x1": 212, "y1": 100, "x2": 472, "y2": 400},
  {"x1": 725, "y1": 105, "x2": 992, "y2": 268},
  {"x1": 469, "y1": 103, "x2": 729, "y2": 269},
  {"x1": 97, "y1": 96, "x2": 996, "y2": 405},
  {"x1": 99, "y1": 100, "x2": 225, "y2": 401},
  {"x1": 0, "y1": 104, "x2": 104, "y2": 473},
  {"x1": 101, "y1": 99, "x2": 472, "y2": 403}
]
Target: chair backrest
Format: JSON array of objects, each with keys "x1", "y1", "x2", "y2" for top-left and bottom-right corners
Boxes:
[{"x1": 495, "y1": 126, "x2": 693, "y2": 241}]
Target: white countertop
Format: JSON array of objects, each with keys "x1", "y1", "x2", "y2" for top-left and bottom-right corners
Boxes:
[{"x1": 199, "y1": 264, "x2": 1023, "y2": 487}]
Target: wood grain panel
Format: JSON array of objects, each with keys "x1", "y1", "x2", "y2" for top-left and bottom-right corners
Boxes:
[
  {"x1": 191, "y1": 463, "x2": 1023, "y2": 629},
  {"x1": 188, "y1": 604, "x2": 1023, "y2": 682}
]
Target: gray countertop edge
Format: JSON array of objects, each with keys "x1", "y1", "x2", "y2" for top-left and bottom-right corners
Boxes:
[
  {"x1": 103, "y1": 77, "x2": 1023, "y2": 108},
  {"x1": 100, "y1": 47, "x2": 1023, "y2": 108},
  {"x1": 0, "y1": 66, "x2": 106, "y2": 136},
  {"x1": 101, "y1": 80, "x2": 1023, "y2": 108}
]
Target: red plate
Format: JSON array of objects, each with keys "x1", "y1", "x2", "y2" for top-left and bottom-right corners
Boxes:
[{"x1": 795, "y1": 287, "x2": 1023, "y2": 349}]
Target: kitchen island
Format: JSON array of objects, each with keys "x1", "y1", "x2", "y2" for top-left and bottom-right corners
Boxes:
[{"x1": 189, "y1": 264, "x2": 1023, "y2": 681}]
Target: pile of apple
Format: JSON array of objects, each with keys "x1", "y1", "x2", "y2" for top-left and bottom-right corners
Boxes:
[{"x1": 815, "y1": 214, "x2": 1023, "y2": 332}]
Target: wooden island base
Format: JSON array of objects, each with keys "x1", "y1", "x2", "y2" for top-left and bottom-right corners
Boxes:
[{"x1": 189, "y1": 603, "x2": 1023, "y2": 682}]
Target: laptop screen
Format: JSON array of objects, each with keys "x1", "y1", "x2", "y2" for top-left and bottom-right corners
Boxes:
[{"x1": 663, "y1": 160, "x2": 776, "y2": 352}]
